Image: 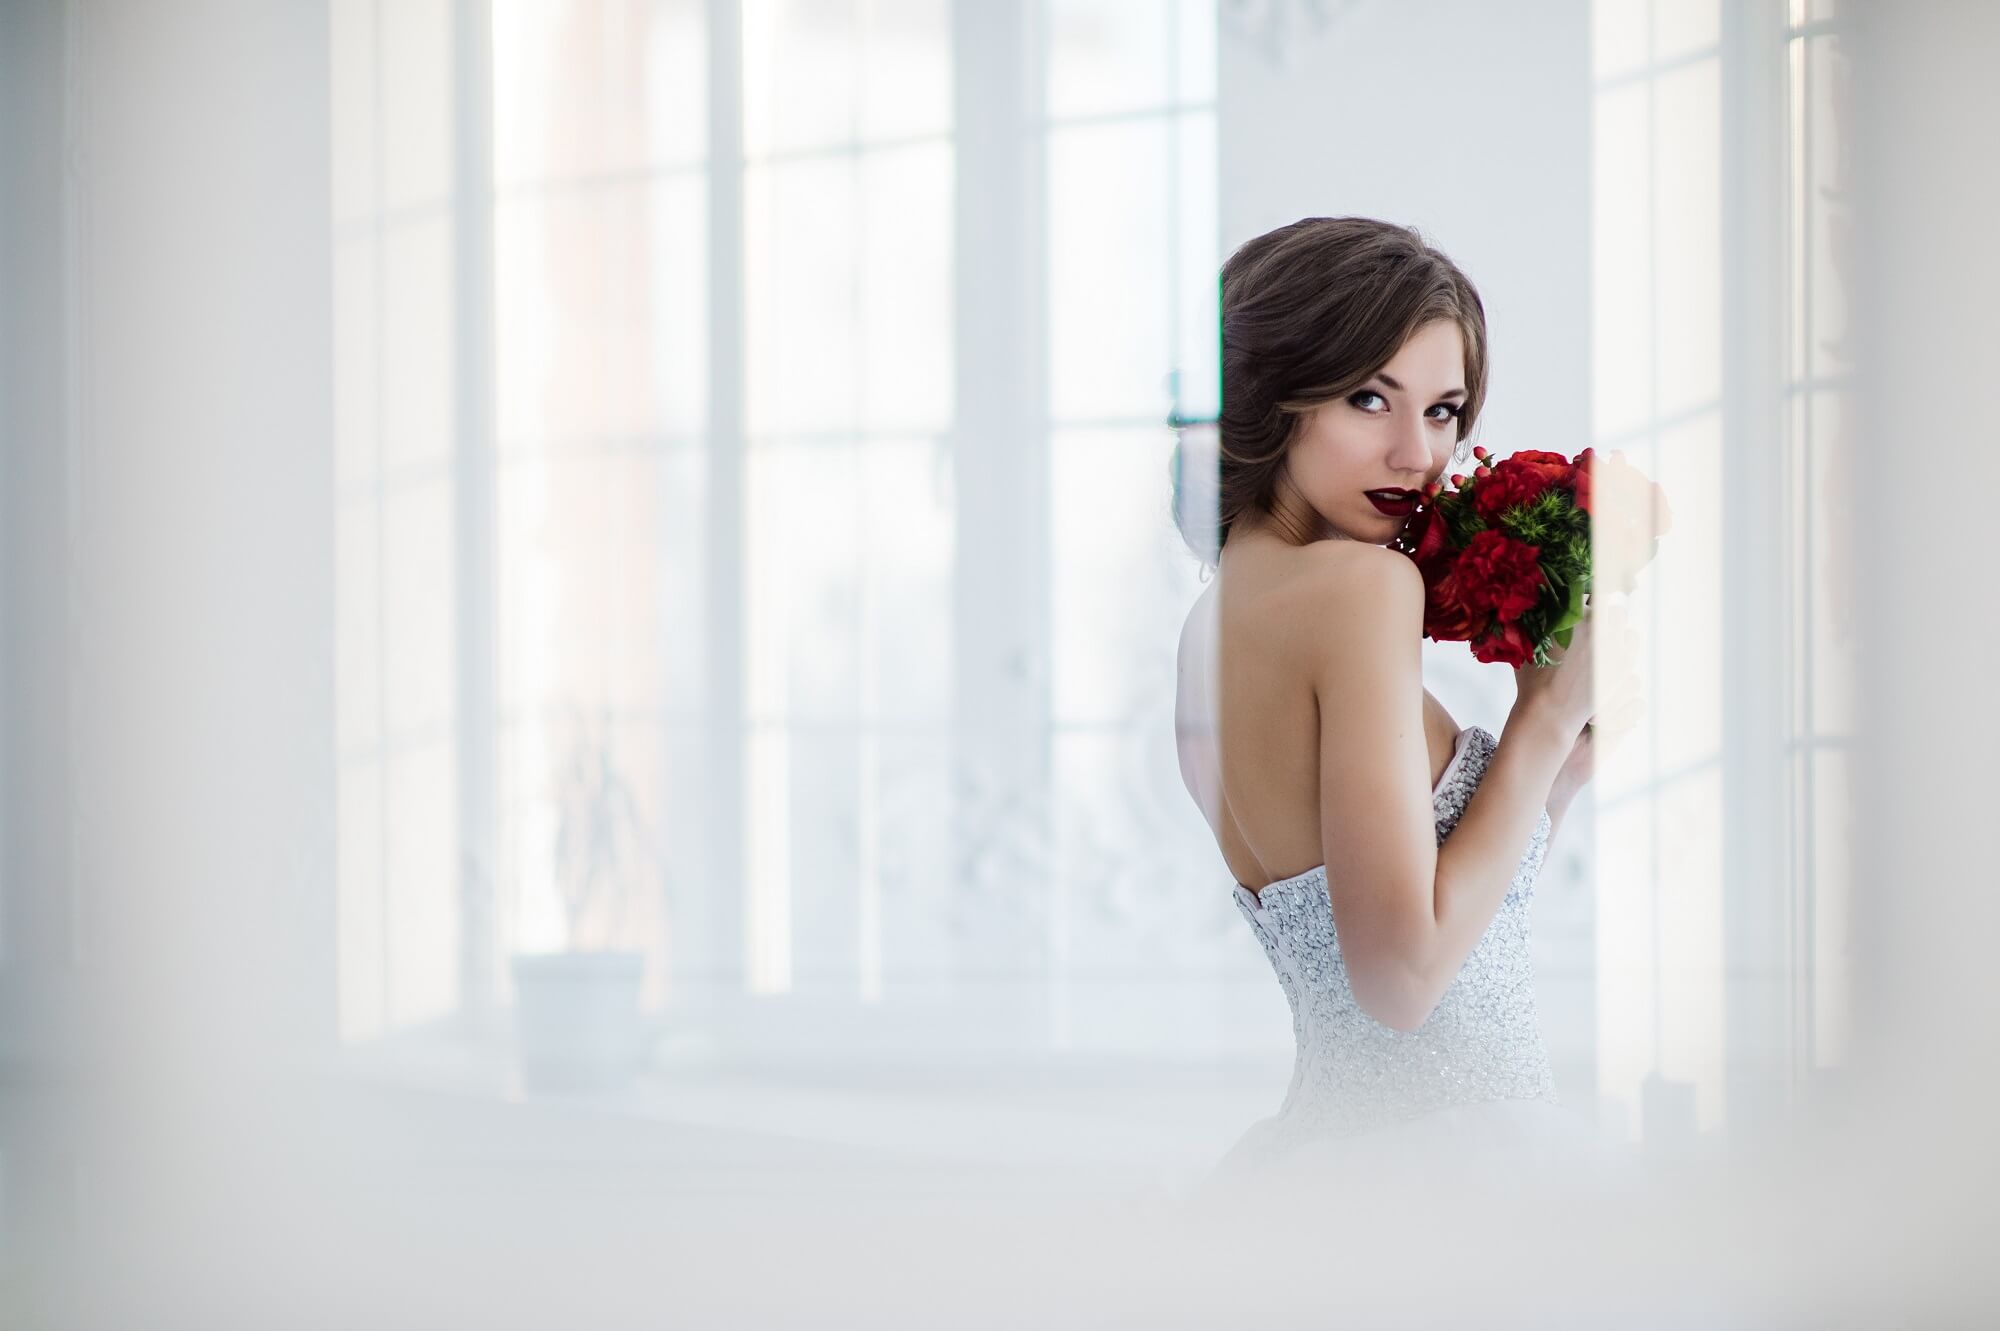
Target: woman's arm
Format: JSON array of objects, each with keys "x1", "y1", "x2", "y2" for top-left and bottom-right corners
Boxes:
[
  {"x1": 1422, "y1": 701, "x2": 1573, "y2": 1015},
  {"x1": 1304, "y1": 545, "x2": 1570, "y2": 1034},
  {"x1": 1544, "y1": 777, "x2": 1577, "y2": 849}
]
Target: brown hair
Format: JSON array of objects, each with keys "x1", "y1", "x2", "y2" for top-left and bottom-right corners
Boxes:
[{"x1": 1171, "y1": 217, "x2": 1490, "y2": 569}]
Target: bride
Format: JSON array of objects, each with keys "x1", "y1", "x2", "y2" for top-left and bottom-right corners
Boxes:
[{"x1": 1173, "y1": 217, "x2": 1644, "y2": 1206}]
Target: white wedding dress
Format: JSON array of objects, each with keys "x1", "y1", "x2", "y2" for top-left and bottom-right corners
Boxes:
[{"x1": 1205, "y1": 723, "x2": 1625, "y2": 1200}]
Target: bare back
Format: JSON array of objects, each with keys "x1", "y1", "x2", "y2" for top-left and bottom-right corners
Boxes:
[{"x1": 1175, "y1": 538, "x2": 1463, "y2": 894}]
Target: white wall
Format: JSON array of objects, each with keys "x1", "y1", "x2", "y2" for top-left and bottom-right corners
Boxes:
[{"x1": 1844, "y1": 0, "x2": 2000, "y2": 1285}]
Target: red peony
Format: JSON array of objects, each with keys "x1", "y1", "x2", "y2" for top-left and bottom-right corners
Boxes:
[
  {"x1": 1566, "y1": 447, "x2": 1595, "y2": 514},
  {"x1": 1472, "y1": 449, "x2": 1573, "y2": 520},
  {"x1": 1469, "y1": 618, "x2": 1536, "y2": 668},
  {"x1": 1423, "y1": 580, "x2": 1487, "y2": 642}
]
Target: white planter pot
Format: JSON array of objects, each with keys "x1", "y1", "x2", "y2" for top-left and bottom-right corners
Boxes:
[{"x1": 509, "y1": 950, "x2": 649, "y2": 1093}]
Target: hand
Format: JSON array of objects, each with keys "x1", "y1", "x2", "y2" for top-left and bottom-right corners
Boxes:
[
  {"x1": 1550, "y1": 688, "x2": 1646, "y2": 804},
  {"x1": 1512, "y1": 595, "x2": 1643, "y2": 738}
]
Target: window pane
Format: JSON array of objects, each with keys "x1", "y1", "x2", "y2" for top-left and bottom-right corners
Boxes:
[
  {"x1": 1174, "y1": 110, "x2": 1218, "y2": 422},
  {"x1": 1592, "y1": 81, "x2": 1652, "y2": 439},
  {"x1": 858, "y1": 0, "x2": 951, "y2": 141},
  {"x1": 494, "y1": 0, "x2": 708, "y2": 188},
  {"x1": 1594, "y1": 790, "x2": 1654, "y2": 1137},
  {"x1": 333, "y1": 236, "x2": 379, "y2": 493},
  {"x1": 496, "y1": 448, "x2": 705, "y2": 715},
  {"x1": 336, "y1": 503, "x2": 382, "y2": 756},
  {"x1": 1047, "y1": 120, "x2": 1172, "y2": 421},
  {"x1": 1807, "y1": 32, "x2": 1853, "y2": 378},
  {"x1": 1787, "y1": 389, "x2": 1812, "y2": 740},
  {"x1": 858, "y1": 437, "x2": 953, "y2": 724},
  {"x1": 746, "y1": 157, "x2": 859, "y2": 436},
  {"x1": 746, "y1": 441, "x2": 862, "y2": 722},
  {"x1": 869, "y1": 729, "x2": 954, "y2": 992},
  {"x1": 1652, "y1": 415, "x2": 1723, "y2": 775},
  {"x1": 1656, "y1": 765, "x2": 1725, "y2": 1133},
  {"x1": 380, "y1": 0, "x2": 453, "y2": 213},
  {"x1": 1052, "y1": 426, "x2": 1196, "y2": 724},
  {"x1": 1811, "y1": 747, "x2": 1851, "y2": 1067},
  {"x1": 1788, "y1": 37, "x2": 1807, "y2": 383},
  {"x1": 496, "y1": 176, "x2": 708, "y2": 446},
  {"x1": 499, "y1": 715, "x2": 672, "y2": 961},
  {"x1": 1653, "y1": 57, "x2": 1721, "y2": 418},
  {"x1": 381, "y1": 215, "x2": 455, "y2": 479},
  {"x1": 1809, "y1": 390, "x2": 1856, "y2": 735},
  {"x1": 1175, "y1": 0, "x2": 1215, "y2": 105},
  {"x1": 1047, "y1": 0, "x2": 1171, "y2": 120},
  {"x1": 745, "y1": 723, "x2": 794, "y2": 992},
  {"x1": 784, "y1": 727, "x2": 863, "y2": 991},
  {"x1": 384, "y1": 738, "x2": 460, "y2": 1025},
  {"x1": 1652, "y1": 0, "x2": 1719, "y2": 63},
  {"x1": 743, "y1": 0, "x2": 858, "y2": 157},
  {"x1": 381, "y1": 478, "x2": 457, "y2": 737},
  {"x1": 337, "y1": 759, "x2": 385, "y2": 1041},
  {"x1": 330, "y1": 0, "x2": 378, "y2": 225},
  {"x1": 1052, "y1": 726, "x2": 1230, "y2": 1054},
  {"x1": 1591, "y1": 0, "x2": 1649, "y2": 80},
  {"x1": 859, "y1": 143, "x2": 954, "y2": 433}
]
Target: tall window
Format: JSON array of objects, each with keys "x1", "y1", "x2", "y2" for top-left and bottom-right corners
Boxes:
[
  {"x1": 1589, "y1": 0, "x2": 1729, "y2": 1140},
  {"x1": 490, "y1": 0, "x2": 709, "y2": 1014},
  {"x1": 332, "y1": 0, "x2": 1230, "y2": 1055},
  {"x1": 1587, "y1": 0, "x2": 1853, "y2": 1143},
  {"x1": 1043, "y1": 0, "x2": 1225, "y2": 1052},
  {"x1": 331, "y1": 0, "x2": 461, "y2": 1040},
  {"x1": 1782, "y1": 0, "x2": 1856, "y2": 1076},
  {"x1": 740, "y1": 0, "x2": 956, "y2": 1000}
]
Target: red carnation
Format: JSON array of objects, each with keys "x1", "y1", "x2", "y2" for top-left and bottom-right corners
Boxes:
[{"x1": 1442, "y1": 528, "x2": 1543, "y2": 622}]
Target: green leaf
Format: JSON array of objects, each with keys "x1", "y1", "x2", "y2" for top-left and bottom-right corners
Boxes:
[{"x1": 1548, "y1": 574, "x2": 1588, "y2": 637}]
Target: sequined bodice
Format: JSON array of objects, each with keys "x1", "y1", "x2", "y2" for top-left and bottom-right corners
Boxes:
[{"x1": 1226, "y1": 724, "x2": 1558, "y2": 1164}]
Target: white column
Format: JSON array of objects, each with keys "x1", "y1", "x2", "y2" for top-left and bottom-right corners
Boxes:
[{"x1": 64, "y1": 0, "x2": 338, "y2": 1080}]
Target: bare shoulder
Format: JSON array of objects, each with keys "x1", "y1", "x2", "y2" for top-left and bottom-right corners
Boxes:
[{"x1": 1288, "y1": 543, "x2": 1426, "y2": 654}]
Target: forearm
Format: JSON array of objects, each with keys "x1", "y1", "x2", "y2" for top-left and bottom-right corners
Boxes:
[
  {"x1": 1544, "y1": 779, "x2": 1577, "y2": 849},
  {"x1": 1417, "y1": 702, "x2": 1572, "y2": 1011}
]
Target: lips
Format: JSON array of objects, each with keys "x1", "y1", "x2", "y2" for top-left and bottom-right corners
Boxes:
[{"x1": 1365, "y1": 489, "x2": 1421, "y2": 516}]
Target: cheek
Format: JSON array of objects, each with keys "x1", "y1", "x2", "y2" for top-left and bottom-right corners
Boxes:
[{"x1": 1299, "y1": 426, "x2": 1366, "y2": 479}]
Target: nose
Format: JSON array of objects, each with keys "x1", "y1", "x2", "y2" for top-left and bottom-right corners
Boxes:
[{"x1": 1388, "y1": 418, "x2": 1432, "y2": 476}]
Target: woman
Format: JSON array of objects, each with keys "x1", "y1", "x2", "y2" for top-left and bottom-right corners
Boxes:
[{"x1": 1173, "y1": 217, "x2": 1643, "y2": 1201}]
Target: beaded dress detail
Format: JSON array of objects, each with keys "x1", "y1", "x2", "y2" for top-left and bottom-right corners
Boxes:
[{"x1": 1220, "y1": 724, "x2": 1560, "y2": 1174}]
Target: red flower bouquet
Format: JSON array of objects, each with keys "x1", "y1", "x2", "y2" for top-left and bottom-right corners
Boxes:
[{"x1": 1393, "y1": 446, "x2": 1670, "y2": 669}]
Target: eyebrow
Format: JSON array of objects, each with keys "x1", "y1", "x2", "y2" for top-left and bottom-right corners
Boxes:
[{"x1": 1372, "y1": 373, "x2": 1467, "y2": 400}]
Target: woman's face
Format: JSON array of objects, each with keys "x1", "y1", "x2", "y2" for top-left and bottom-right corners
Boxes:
[{"x1": 1277, "y1": 319, "x2": 1467, "y2": 544}]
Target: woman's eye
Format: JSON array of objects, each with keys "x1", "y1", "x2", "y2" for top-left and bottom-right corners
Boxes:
[{"x1": 1349, "y1": 390, "x2": 1463, "y2": 422}]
